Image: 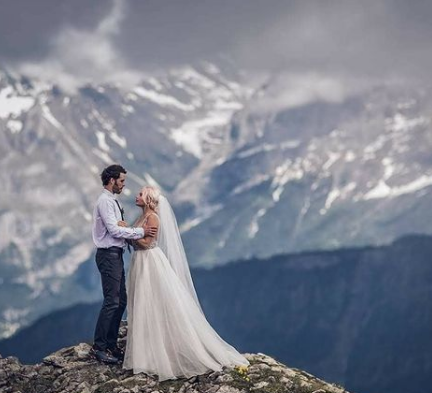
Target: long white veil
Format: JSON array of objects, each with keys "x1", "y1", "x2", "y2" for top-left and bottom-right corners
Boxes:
[{"x1": 157, "y1": 195, "x2": 204, "y2": 314}]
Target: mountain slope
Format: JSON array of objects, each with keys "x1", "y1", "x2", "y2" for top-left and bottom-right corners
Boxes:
[
  {"x1": 2, "y1": 234, "x2": 431, "y2": 393},
  {"x1": 180, "y1": 85, "x2": 432, "y2": 265}
]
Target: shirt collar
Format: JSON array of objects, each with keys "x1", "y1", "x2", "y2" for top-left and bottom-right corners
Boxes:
[{"x1": 102, "y1": 189, "x2": 116, "y2": 199}]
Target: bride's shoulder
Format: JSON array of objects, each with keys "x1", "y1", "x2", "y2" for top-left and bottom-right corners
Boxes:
[{"x1": 145, "y1": 212, "x2": 160, "y2": 223}]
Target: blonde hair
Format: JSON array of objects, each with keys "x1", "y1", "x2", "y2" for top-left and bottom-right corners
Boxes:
[{"x1": 141, "y1": 186, "x2": 161, "y2": 211}]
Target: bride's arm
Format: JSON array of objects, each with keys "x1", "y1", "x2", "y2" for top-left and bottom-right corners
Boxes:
[{"x1": 134, "y1": 214, "x2": 159, "y2": 248}]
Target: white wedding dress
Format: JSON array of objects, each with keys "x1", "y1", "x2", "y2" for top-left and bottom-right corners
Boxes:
[{"x1": 123, "y1": 201, "x2": 249, "y2": 381}]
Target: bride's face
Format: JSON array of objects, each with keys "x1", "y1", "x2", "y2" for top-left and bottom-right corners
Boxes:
[{"x1": 135, "y1": 191, "x2": 145, "y2": 207}]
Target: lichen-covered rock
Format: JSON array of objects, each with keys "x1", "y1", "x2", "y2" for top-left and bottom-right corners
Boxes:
[{"x1": 0, "y1": 340, "x2": 350, "y2": 393}]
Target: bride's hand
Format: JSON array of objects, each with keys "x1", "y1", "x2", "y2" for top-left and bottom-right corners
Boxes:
[{"x1": 118, "y1": 220, "x2": 128, "y2": 227}]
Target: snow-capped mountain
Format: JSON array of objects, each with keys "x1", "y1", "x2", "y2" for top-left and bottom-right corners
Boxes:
[
  {"x1": 179, "y1": 83, "x2": 432, "y2": 265},
  {"x1": 0, "y1": 62, "x2": 254, "y2": 338},
  {"x1": 1, "y1": 61, "x2": 432, "y2": 339}
]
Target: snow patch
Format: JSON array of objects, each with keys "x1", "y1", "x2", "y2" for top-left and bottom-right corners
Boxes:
[
  {"x1": 180, "y1": 204, "x2": 223, "y2": 232},
  {"x1": 363, "y1": 181, "x2": 392, "y2": 200},
  {"x1": 238, "y1": 144, "x2": 277, "y2": 159},
  {"x1": 109, "y1": 131, "x2": 127, "y2": 148},
  {"x1": 320, "y1": 182, "x2": 356, "y2": 214},
  {"x1": 177, "y1": 67, "x2": 216, "y2": 89},
  {"x1": 232, "y1": 175, "x2": 271, "y2": 195},
  {"x1": 382, "y1": 158, "x2": 395, "y2": 180},
  {"x1": 42, "y1": 105, "x2": 63, "y2": 129},
  {"x1": 0, "y1": 308, "x2": 30, "y2": 338},
  {"x1": 96, "y1": 131, "x2": 110, "y2": 151},
  {"x1": 271, "y1": 161, "x2": 304, "y2": 202},
  {"x1": 322, "y1": 152, "x2": 340, "y2": 171},
  {"x1": 385, "y1": 113, "x2": 428, "y2": 133},
  {"x1": 0, "y1": 86, "x2": 35, "y2": 119},
  {"x1": 238, "y1": 141, "x2": 300, "y2": 160},
  {"x1": 248, "y1": 208, "x2": 267, "y2": 238},
  {"x1": 345, "y1": 150, "x2": 356, "y2": 162},
  {"x1": 171, "y1": 113, "x2": 231, "y2": 158},
  {"x1": 7, "y1": 119, "x2": 23, "y2": 133},
  {"x1": 148, "y1": 77, "x2": 164, "y2": 91},
  {"x1": 133, "y1": 87, "x2": 194, "y2": 111},
  {"x1": 364, "y1": 135, "x2": 387, "y2": 155},
  {"x1": 364, "y1": 176, "x2": 432, "y2": 200}
]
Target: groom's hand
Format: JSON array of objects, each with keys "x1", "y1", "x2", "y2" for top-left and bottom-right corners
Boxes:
[
  {"x1": 117, "y1": 220, "x2": 127, "y2": 227},
  {"x1": 144, "y1": 224, "x2": 158, "y2": 237}
]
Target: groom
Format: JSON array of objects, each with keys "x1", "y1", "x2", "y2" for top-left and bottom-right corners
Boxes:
[{"x1": 90, "y1": 164, "x2": 157, "y2": 364}]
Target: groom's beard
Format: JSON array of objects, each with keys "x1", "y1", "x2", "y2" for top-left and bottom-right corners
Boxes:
[{"x1": 113, "y1": 183, "x2": 123, "y2": 194}]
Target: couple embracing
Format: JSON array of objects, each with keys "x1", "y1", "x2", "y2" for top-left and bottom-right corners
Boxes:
[{"x1": 90, "y1": 164, "x2": 248, "y2": 381}]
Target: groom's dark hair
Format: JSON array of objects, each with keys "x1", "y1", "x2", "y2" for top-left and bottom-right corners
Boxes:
[{"x1": 101, "y1": 164, "x2": 127, "y2": 185}]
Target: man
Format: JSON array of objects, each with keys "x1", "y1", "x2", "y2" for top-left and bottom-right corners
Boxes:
[{"x1": 90, "y1": 164, "x2": 157, "y2": 364}]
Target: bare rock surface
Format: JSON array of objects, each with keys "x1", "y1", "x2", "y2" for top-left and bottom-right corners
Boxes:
[
  {"x1": 0, "y1": 348, "x2": 350, "y2": 393},
  {"x1": 0, "y1": 323, "x2": 349, "y2": 393}
]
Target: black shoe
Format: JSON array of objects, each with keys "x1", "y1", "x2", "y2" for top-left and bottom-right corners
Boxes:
[
  {"x1": 108, "y1": 346, "x2": 125, "y2": 361},
  {"x1": 90, "y1": 347, "x2": 119, "y2": 364}
]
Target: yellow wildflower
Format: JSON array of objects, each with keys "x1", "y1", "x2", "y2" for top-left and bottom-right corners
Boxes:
[{"x1": 236, "y1": 365, "x2": 249, "y2": 373}]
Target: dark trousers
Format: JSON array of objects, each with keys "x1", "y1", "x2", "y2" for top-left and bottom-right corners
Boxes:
[{"x1": 93, "y1": 248, "x2": 126, "y2": 351}]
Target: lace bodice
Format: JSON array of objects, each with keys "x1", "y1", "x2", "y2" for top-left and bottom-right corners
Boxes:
[{"x1": 132, "y1": 239, "x2": 157, "y2": 251}]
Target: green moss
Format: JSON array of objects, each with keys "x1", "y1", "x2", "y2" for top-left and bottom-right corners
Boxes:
[
  {"x1": 249, "y1": 369, "x2": 288, "y2": 393},
  {"x1": 228, "y1": 369, "x2": 253, "y2": 391},
  {"x1": 227, "y1": 360, "x2": 339, "y2": 393}
]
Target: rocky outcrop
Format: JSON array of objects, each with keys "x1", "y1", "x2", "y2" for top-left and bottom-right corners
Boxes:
[
  {"x1": 0, "y1": 349, "x2": 349, "y2": 393},
  {"x1": 0, "y1": 325, "x2": 349, "y2": 393}
]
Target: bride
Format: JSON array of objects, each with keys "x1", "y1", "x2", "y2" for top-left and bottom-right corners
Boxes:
[{"x1": 121, "y1": 186, "x2": 249, "y2": 381}]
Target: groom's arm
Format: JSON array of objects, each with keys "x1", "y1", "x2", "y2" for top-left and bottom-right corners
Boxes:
[{"x1": 98, "y1": 198, "x2": 144, "y2": 239}]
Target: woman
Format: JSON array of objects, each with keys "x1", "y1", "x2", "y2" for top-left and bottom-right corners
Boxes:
[{"x1": 121, "y1": 186, "x2": 249, "y2": 381}]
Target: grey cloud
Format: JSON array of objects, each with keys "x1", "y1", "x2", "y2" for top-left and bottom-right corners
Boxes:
[
  {"x1": 113, "y1": 0, "x2": 432, "y2": 83},
  {"x1": 231, "y1": 1, "x2": 432, "y2": 82},
  {"x1": 2, "y1": 0, "x2": 432, "y2": 87},
  {"x1": 0, "y1": 0, "x2": 110, "y2": 64},
  {"x1": 114, "y1": 0, "x2": 291, "y2": 71},
  {"x1": 16, "y1": 0, "x2": 143, "y2": 93}
]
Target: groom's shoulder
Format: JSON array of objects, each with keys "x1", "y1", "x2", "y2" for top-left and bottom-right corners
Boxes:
[{"x1": 96, "y1": 192, "x2": 112, "y2": 204}]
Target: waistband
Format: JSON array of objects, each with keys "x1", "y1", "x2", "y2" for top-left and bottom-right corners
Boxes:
[{"x1": 97, "y1": 246, "x2": 124, "y2": 253}]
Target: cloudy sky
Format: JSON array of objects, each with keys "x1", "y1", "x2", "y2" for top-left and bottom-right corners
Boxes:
[{"x1": 1, "y1": 0, "x2": 431, "y2": 90}]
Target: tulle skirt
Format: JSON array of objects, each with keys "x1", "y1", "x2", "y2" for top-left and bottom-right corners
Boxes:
[{"x1": 123, "y1": 247, "x2": 249, "y2": 381}]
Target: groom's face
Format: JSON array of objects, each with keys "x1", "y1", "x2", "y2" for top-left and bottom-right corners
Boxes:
[{"x1": 112, "y1": 173, "x2": 126, "y2": 194}]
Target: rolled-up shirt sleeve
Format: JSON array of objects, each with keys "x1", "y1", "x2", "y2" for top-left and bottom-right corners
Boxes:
[{"x1": 98, "y1": 198, "x2": 144, "y2": 239}]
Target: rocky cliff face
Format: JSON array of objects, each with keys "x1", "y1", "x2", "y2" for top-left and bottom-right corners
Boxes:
[{"x1": 0, "y1": 324, "x2": 348, "y2": 393}]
